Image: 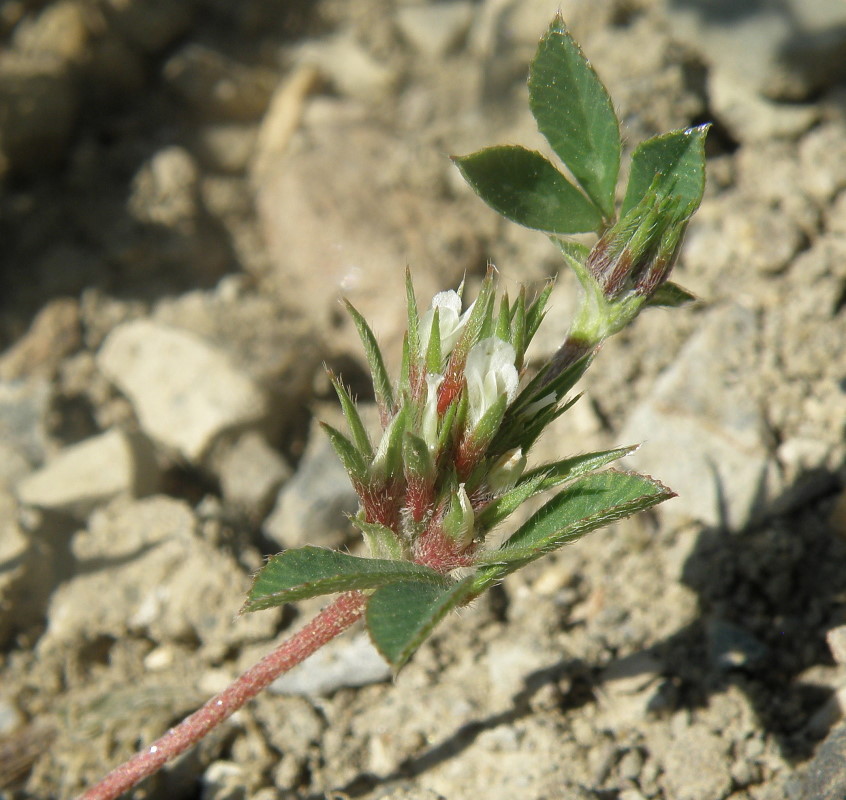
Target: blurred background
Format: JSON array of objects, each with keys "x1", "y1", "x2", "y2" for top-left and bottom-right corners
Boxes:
[{"x1": 2, "y1": 1, "x2": 846, "y2": 798}]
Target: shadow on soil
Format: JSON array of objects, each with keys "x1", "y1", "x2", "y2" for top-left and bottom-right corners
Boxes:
[{"x1": 327, "y1": 462, "x2": 846, "y2": 798}]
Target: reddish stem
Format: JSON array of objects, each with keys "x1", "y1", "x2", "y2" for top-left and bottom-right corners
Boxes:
[{"x1": 76, "y1": 591, "x2": 367, "y2": 800}]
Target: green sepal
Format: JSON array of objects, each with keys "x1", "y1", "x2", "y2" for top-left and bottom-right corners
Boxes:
[
  {"x1": 528, "y1": 13, "x2": 621, "y2": 219},
  {"x1": 452, "y1": 146, "x2": 603, "y2": 235},
  {"x1": 243, "y1": 546, "x2": 448, "y2": 612},
  {"x1": 621, "y1": 124, "x2": 710, "y2": 218},
  {"x1": 495, "y1": 292, "x2": 511, "y2": 342},
  {"x1": 425, "y1": 307, "x2": 443, "y2": 375},
  {"x1": 344, "y1": 299, "x2": 394, "y2": 417},
  {"x1": 399, "y1": 332, "x2": 411, "y2": 398},
  {"x1": 645, "y1": 281, "x2": 697, "y2": 308},
  {"x1": 474, "y1": 470, "x2": 675, "y2": 571},
  {"x1": 554, "y1": 238, "x2": 591, "y2": 263},
  {"x1": 321, "y1": 422, "x2": 368, "y2": 483},
  {"x1": 475, "y1": 472, "x2": 548, "y2": 535},
  {"x1": 511, "y1": 289, "x2": 527, "y2": 371},
  {"x1": 366, "y1": 575, "x2": 476, "y2": 670},
  {"x1": 328, "y1": 372, "x2": 373, "y2": 462},
  {"x1": 558, "y1": 244, "x2": 613, "y2": 343},
  {"x1": 435, "y1": 390, "x2": 464, "y2": 456},
  {"x1": 352, "y1": 516, "x2": 405, "y2": 560},
  {"x1": 370, "y1": 405, "x2": 408, "y2": 482},
  {"x1": 405, "y1": 267, "x2": 420, "y2": 366},
  {"x1": 466, "y1": 391, "x2": 508, "y2": 453},
  {"x1": 524, "y1": 280, "x2": 554, "y2": 348},
  {"x1": 403, "y1": 431, "x2": 436, "y2": 484},
  {"x1": 492, "y1": 390, "x2": 580, "y2": 457},
  {"x1": 451, "y1": 268, "x2": 497, "y2": 368}
]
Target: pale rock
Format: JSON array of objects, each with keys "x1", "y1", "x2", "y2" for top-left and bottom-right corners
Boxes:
[
  {"x1": 658, "y1": 724, "x2": 733, "y2": 800},
  {"x1": 395, "y1": 3, "x2": 474, "y2": 58},
  {"x1": 15, "y1": 429, "x2": 158, "y2": 517},
  {"x1": 666, "y1": 0, "x2": 846, "y2": 100},
  {"x1": 806, "y1": 687, "x2": 846, "y2": 740},
  {"x1": 269, "y1": 631, "x2": 390, "y2": 697},
  {"x1": 128, "y1": 146, "x2": 200, "y2": 230},
  {"x1": 123, "y1": 146, "x2": 231, "y2": 284},
  {"x1": 202, "y1": 760, "x2": 247, "y2": 800},
  {"x1": 256, "y1": 121, "x2": 474, "y2": 374},
  {"x1": 485, "y1": 635, "x2": 564, "y2": 710},
  {"x1": 263, "y1": 416, "x2": 358, "y2": 550},
  {"x1": 799, "y1": 123, "x2": 846, "y2": 203},
  {"x1": 800, "y1": 722, "x2": 846, "y2": 800},
  {"x1": 97, "y1": 320, "x2": 270, "y2": 462},
  {"x1": 620, "y1": 304, "x2": 777, "y2": 529},
  {"x1": 0, "y1": 442, "x2": 31, "y2": 489},
  {"x1": 40, "y1": 496, "x2": 278, "y2": 655},
  {"x1": 194, "y1": 122, "x2": 258, "y2": 174},
  {"x1": 163, "y1": 43, "x2": 277, "y2": 121},
  {"x1": 0, "y1": 378, "x2": 50, "y2": 469},
  {"x1": 0, "y1": 491, "x2": 29, "y2": 644},
  {"x1": 600, "y1": 651, "x2": 663, "y2": 697},
  {"x1": 0, "y1": 697, "x2": 23, "y2": 736},
  {"x1": 12, "y1": 0, "x2": 91, "y2": 65},
  {"x1": 827, "y1": 626, "x2": 846, "y2": 666},
  {"x1": 0, "y1": 297, "x2": 81, "y2": 380},
  {"x1": 299, "y1": 32, "x2": 396, "y2": 102},
  {"x1": 215, "y1": 432, "x2": 291, "y2": 519},
  {"x1": 151, "y1": 284, "x2": 320, "y2": 393},
  {"x1": 709, "y1": 67, "x2": 817, "y2": 143}
]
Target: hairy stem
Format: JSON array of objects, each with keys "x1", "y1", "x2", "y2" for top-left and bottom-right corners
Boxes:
[{"x1": 76, "y1": 591, "x2": 367, "y2": 800}]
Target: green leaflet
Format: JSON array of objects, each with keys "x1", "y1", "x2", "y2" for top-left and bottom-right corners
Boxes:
[
  {"x1": 621, "y1": 125, "x2": 710, "y2": 218},
  {"x1": 366, "y1": 576, "x2": 476, "y2": 670},
  {"x1": 243, "y1": 547, "x2": 448, "y2": 612},
  {"x1": 475, "y1": 470, "x2": 674, "y2": 570},
  {"x1": 528, "y1": 13, "x2": 621, "y2": 219},
  {"x1": 453, "y1": 146, "x2": 602, "y2": 235},
  {"x1": 477, "y1": 446, "x2": 638, "y2": 533},
  {"x1": 645, "y1": 281, "x2": 697, "y2": 308}
]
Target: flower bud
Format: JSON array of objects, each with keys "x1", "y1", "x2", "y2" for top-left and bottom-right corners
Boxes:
[
  {"x1": 585, "y1": 192, "x2": 692, "y2": 301},
  {"x1": 441, "y1": 484, "x2": 475, "y2": 548},
  {"x1": 487, "y1": 448, "x2": 527, "y2": 492}
]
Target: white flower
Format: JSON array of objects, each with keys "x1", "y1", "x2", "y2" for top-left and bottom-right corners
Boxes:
[
  {"x1": 420, "y1": 290, "x2": 475, "y2": 360},
  {"x1": 421, "y1": 372, "x2": 444, "y2": 451},
  {"x1": 465, "y1": 337, "x2": 519, "y2": 428}
]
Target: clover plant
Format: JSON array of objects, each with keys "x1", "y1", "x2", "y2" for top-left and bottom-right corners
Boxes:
[{"x1": 79, "y1": 15, "x2": 707, "y2": 800}]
